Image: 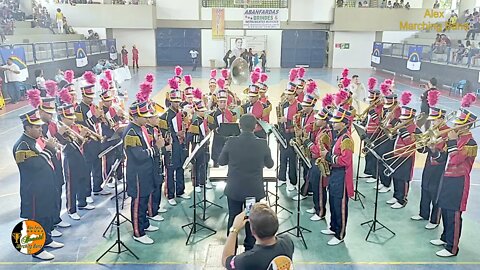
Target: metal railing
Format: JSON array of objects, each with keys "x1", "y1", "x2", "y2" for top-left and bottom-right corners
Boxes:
[
  {"x1": 0, "y1": 39, "x2": 110, "y2": 65},
  {"x1": 201, "y1": 0, "x2": 287, "y2": 8},
  {"x1": 379, "y1": 42, "x2": 480, "y2": 68}
]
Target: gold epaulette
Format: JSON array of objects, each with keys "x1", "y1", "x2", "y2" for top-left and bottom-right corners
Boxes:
[
  {"x1": 264, "y1": 103, "x2": 273, "y2": 114},
  {"x1": 188, "y1": 124, "x2": 200, "y2": 134},
  {"x1": 75, "y1": 112, "x2": 84, "y2": 122},
  {"x1": 124, "y1": 134, "x2": 141, "y2": 148},
  {"x1": 341, "y1": 137, "x2": 354, "y2": 152},
  {"x1": 207, "y1": 115, "x2": 215, "y2": 125},
  {"x1": 158, "y1": 119, "x2": 168, "y2": 130},
  {"x1": 262, "y1": 107, "x2": 270, "y2": 117},
  {"x1": 15, "y1": 150, "x2": 38, "y2": 164},
  {"x1": 463, "y1": 145, "x2": 478, "y2": 157}
]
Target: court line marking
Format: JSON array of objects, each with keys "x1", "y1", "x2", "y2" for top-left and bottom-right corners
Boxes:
[
  {"x1": 0, "y1": 125, "x2": 21, "y2": 136},
  {"x1": 0, "y1": 104, "x2": 29, "y2": 118},
  {"x1": 0, "y1": 261, "x2": 479, "y2": 265},
  {"x1": 0, "y1": 192, "x2": 17, "y2": 198}
]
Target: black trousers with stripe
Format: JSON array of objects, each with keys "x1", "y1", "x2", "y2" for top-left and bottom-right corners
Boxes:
[
  {"x1": 309, "y1": 164, "x2": 327, "y2": 218},
  {"x1": 131, "y1": 196, "x2": 150, "y2": 237},
  {"x1": 328, "y1": 167, "x2": 348, "y2": 240},
  {"x1": 440, "y1": 209, "x2": 462, "y2": 255}
]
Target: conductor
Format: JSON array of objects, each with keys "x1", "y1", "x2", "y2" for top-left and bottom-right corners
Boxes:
[{"x1": 219, "y1": 114, "x2": 274, "y2": 251}]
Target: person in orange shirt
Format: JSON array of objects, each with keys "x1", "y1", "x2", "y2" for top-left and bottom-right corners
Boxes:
[{"x1": 132, "y1": 45, "x2": 139, "y2": 69}]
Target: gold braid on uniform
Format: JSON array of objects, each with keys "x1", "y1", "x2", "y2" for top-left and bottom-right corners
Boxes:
[
  {"x1": 124, "y1": 134, "x2": 142, "y2": 148},
  {"x1": 158, "y1": 119, "x2": 168, "y2": 130},
  {"x1": 341, "y1": 137, "x2": 354, "y2": 152},
  {"x1": 15, "y1": 150, "x2": 38, "y2": 163},
  {"x1": 188, "y1": 125, "x2": 200, "y2": 135},
  {"x1": 207, "y1": 115, "x2": 215, "y2": 125},
  {"x1": 463, "y1": 145, "x2": 478, "y2": 157}
]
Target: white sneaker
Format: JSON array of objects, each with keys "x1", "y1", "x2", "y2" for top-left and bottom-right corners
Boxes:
[
  {"x1": 51, "y1": 229, "x2": 62, "y2": 237},
  {"x1": 33, "y1": 250, "x2": 54, "y2": 260},
  {"x1": 366, "y1": 178, "x2": 377, "y2": 183},
  {"x1": 148, "y1": 215, "x2": 164, "y2": 222},
  {"x1": 79, "y1": 204, "x2": 95, "y2": 210},
  {"x1": 205, "y1": 181, "x2": 213, "y2": 189},
  {"x1": 327, "y1": 237, "x2": 344, "y2": 246},
  {"x1": 133, "y1": 235, "x2": 154, "y2": 245},
  {"x1": 411, "y1": 215, "x2": 424, "y2": 221},
  {"x1": 86, "y1": 197, "x2": 94, "y2": 203},
  {"x1": 179, "y1": 193, "x2": 191, "y2": 199},
  {"x1": 55, "y1": 220, "x2": 71, "y2": 228},
  {"x1": 277, "y1": 180, "x2": 286, "y2": 187},
  {"x1": 145, "y1": 225, "x2": 159, "y2": 232},
  {"x1": 69, "y1": 213, "x2": 81, "y2": 220},
  {"x1": 373, "y1": 183, "x2": 384, "y2": 190},
  {"x1": 45, "y1": 241, "x2": 64, "y2": 249},
  {"x1": 94, "y1": 189, "x2": 112, "y2": 195},
  {"x1": 430, "y1": 239, "x2": 446, "y2": 246},
  {"x1": 292, "y1": 194, "x2": 307, "y2": 201},
  {"x1": 310, "y1": 214, "x2": 324, "y2": 221},
  {"x1": 425, "y1": 222, "x2": 439, "y2": 230},
  {"x1": 386, "y1": 198, "x2": 397, "y2": 205},
  {"x1": 321, "y1": 229, "x2": 335, "y2": 235},
  {"x1": 436, "y1": 249, "x2": 455, "y2": 257},
  {"x1": 378, "y1": 186, "x2": 391, "y2": 193},
  {"x1": 391, "y1": 202, "x2": 405, "y2": 209},
  {"x1": 106, "y1": 182, "x2": 116, "y2": 188},
  {"x1": 305, "y1": 208, "x2": 316, "y2": 214},
  {"x1": 168, "y1": 199, "x2": 177, "y2": 206},
  {"x1": 158, "y1": 207, "x2": 168, "y2": 213},
  {"x1": 287, "y1": 185, "x2": 296, "y2": 192},
  {"x1": 195, "y1": 187, "x2": 202, "y2": 193}
]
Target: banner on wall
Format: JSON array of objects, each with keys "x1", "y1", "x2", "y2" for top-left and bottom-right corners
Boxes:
[
  {"x1": 371, "y1": 42, "x2": 382, "y2": 64},
  {"x1": 228, "y1": 36, "x2": 267, "y2": 58},
  {"x1": 0, "y1": 47, "x2": 29, "y2": 81},
  {"x1": 243, "y1": 8, "x2": 280, "y2": 29},
  {"x1": 212, "y1": 8, "x2": 225, "y2": 39},
  {"x1": 74, "y1": 41, "x2": 88, "y2": 68},
  {"x1": 406, "y1": 45, "x2": 423, "y2": 71},
  {"x1": 106, "y1": 39, "x2": 117, "y2": 61}
]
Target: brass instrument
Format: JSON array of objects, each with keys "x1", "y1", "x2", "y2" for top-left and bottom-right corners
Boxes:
[
  {"x1": 384, "y1": 118, "x2": 414, "y2": 139},
  {"x1": 58, "y1": 121, "x2": 85, "y2": 143},
  {"x1": 78, "y1": 124, "x2": 103, "y2": 141},
  {"x1": 164, "y1": 131, "x2": 173, "y2": 167},
  {"x1": 291, "y1": 112, "x2": 311, "y2": 159},
  {"x1": 315, "y1": 129, "x2": 331, "y2": 177},
  {"x1": 230, "y1": 58, "x2": 249, "y2": 85},
  {"x1": 356, "y1": 99, "x2": 382, "y2": 122}
]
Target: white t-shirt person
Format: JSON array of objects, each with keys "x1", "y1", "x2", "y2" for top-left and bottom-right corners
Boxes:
[
  {"x1": 189, "y1": 49, "x2": 199, "y2": 59},
  {"x1": 2, "y1": 62, "x2": 21, "y2": 83}
]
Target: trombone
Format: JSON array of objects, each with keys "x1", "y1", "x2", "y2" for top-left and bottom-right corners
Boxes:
[
  {"x1": 77, "y1": 124, "x2": 103, "y2": 141},
  {"x1": 355, "y1": 99, "x2": 382, "y2": 122},
  {"x1": 58, "y1": 121, "x2": 86, "y2": 143}
]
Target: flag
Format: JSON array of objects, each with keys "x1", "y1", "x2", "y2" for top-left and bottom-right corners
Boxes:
[
  {"x1": 371, "y1": 42, "x2": 382, "y2": 64},
  {"x1": 74, "y1": 41, "x2": 88, "y2": 67},
  {"x1": 407, "y1": 45, "x2": 423, "y2": 71},
  {"x1": 212, "y1": 8, "x2": 225, "y2": 39},
  {"x1": 0, "y1": 47, "x2": 29, "y2": 81},
  {"x1": 107, "y1": 39, "x2": 118, "y2": 61}
]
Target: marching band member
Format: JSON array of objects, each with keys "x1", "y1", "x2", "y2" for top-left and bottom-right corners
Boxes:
[
  {"x1": 295, "y1": 68, "x2": 306, "y2": 103},
  {"x1": 431, "y1": 93, "x2": 477, "y2": 257},
  {"x1": 13, "y1": 109, "x2": 64, "y2": 260},
  {"x1": 180, "y1": 75, "x2": 195, "y2": 110},
  {"x1": 304, "y1": 95, "x2": 333, "y2": 221},
  {"x1": 206, "y1": 69, "x2": 220, "y2": 111},
  {"x1": 321, "y1": 107, "x2": 354, "y2": 246},
  {"x1": 386, "y1": 91, "x2": 421, "y2": 209},
  {"x1": 376, "y1": 90, "x2": 401, "y2": 193},
  {"x1": 258, "y1": 73, "x2": 272, "y2": 123},
  {"x1": 412, "y1": 90, "x2": 447, "y2": 229},
  {"x1": 123, "y1": 100, "x2": 163, "y2": 245},
  {"x1": 187, "y1": 89, "x2": 213, "y2": 192},
  {"x1": 239, "y1": 72, "x2": 269, "y2": 139},
  {"x1": 75, "y1": 72, "x2": 111, "y2": 201},
  {"x1": 363, "y1": 89, "x2": 383, "y2": 182},
  {"x1": 277, "y1": 75, "x2": 302, "y2": 191},
  {"x1": 297, "y1": 82, "x2": 318, "y2": 200},
  {"x1": 159, "y1": 78, "x2": 191, "y2": 206},
  {"x1": 210, "y1": 79, "x2": 237, "y2": 167}
]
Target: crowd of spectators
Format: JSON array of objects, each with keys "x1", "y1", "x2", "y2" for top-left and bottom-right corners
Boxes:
[
  {"x1": 0, "y1": 0, "x2": 25, "y2": 43},
  {"x1": 336, "y1": 0, "x2": 411, "y2": 9},
  {"x1": 32, "y1": 2, "x2": 75, "y2": 34}
]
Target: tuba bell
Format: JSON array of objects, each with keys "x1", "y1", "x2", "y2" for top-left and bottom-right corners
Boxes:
[{"x1": 230, "y1": 58, "x2": 249, "y2": 85}]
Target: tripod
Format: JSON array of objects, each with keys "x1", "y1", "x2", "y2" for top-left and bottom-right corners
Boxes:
[
  {"x1": 278, "y1": 143, "x2": 311, "y2": 249},
  {"x1": 353, "y1": 139, "x2": 365, "y2": 208},
  {"x1": 182, "y1": 134, "x2": 216, "y2": 245},
  {"x1": 97, "y1": 159, "x2": 138, "y2": 262},
  {"x1": 360, "y1": 147, "x2": 395, "y2": 242}
]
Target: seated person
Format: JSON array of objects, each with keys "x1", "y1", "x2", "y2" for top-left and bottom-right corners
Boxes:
[{"x1": 222, "y1": 203, "x2": 294, "y2": 270}]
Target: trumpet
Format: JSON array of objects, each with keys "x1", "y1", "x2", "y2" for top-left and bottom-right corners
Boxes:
[
  {"x1": 78, "y1": 124, "x2": 103, "y2": 141},
  {"x1": 58, "y1": 121, "x2": 85, "y2": 143},
  {"x1": 356, "y1": 99, "x2": 382, "y2": 122}
]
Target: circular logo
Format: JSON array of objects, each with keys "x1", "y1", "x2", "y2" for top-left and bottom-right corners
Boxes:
[{"x1": 11, "y1": 220, "x2": 46, "y2": 255}]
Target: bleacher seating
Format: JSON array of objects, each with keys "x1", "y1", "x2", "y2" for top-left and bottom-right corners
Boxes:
[{"x1": 4, "y1": 21, "x2": 84, "y2": 44}]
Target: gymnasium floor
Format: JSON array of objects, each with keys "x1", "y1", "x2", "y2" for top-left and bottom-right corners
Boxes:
[{"x1": 0, "y1": 67, "x2": 479, "y2": 270}]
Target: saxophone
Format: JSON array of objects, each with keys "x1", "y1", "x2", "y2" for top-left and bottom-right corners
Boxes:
[
  {"x1": 292, "y1": 112, "x2": 311, "y2": 159},
  {"x1": 315, "y1": 129, "x2": 331, "y2": 177}
]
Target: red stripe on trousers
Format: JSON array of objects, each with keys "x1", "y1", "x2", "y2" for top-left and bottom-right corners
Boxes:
[
  {"x1": 133, "y1": 178, "x2": 140, "y2": 237},
  {"x1": 452, "y1": 211, "x2": 460, "y2": 254}
]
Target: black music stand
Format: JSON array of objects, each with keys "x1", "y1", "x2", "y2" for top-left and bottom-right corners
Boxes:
[
  {"x1": 352, "y1": 122, "x2": 368, "y2": 208},
  {"x1": 278, "y1": 140, "x2": 312, "y2": 249},
  {"x1": 360, "y1": 145, "x2": 396, "y2": 242},
  {"x1": 216, "y1": 123, "x2": 240, "y2": 200},
  {"x1": 182, "y1": 133, "x2": 216, "y2": 245},
  {"x1": 257, "y1": 119, "x2": 277, "y2": 206},
  {"x1": 96, "y1": 158, "x2": 139, "y2": 262},
  {"x1": 269, "y1": 124, "x2": 291, "y2": 214},
  {"x1": 100, "y1": 142, "x2": 128, "y2": 209}
]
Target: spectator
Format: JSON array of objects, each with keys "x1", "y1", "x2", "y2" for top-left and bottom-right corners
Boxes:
[
  {"x1": 189, "y1": 48, "x2": 199, "y2": 71},
  {"x1": 453, "y1": 40, "x2": 466, "y2": 63},
  {"x1": 405, "y1": 2, "x2": 410, "y2": 9},
  {"x1": 35, "y1": 69, "x2": 46, "y2": 97},
  {"x1": 121, "y1": 45, "x2": 128, "y2": 67},
  {"x1": 223, "y1": 50, "x2": 231, "y2": 68},
  {"x1": 471, "y1": 42, "x2": 480, "y2": 65},
  {"x1": 62, "y1": 16, "x2": 74, "y2": 34},
  {"x1": 386, "y1": 0, "x2": 392, "y2": 8},
  {"x1": 221, "y1": 203, "x2": 294, "y2": 270},
  {"x1": 399, "y1": 0, "x2": 404, "y2": 7},
  {"x1": 241, "y1": 49, "x2": 249, "y2": 62},
  {"x1": 358, "y1": 1, "x2": 362, "y2": 7},
  {"x1": 55, "y1": 8, "x2": 63, "y2": 34},
  {"x1": 456, "y1": 40, "x2": 471, "y2": 64},
  {"x1": 393, "y1": 0, "x2": 400, "y2": 8},
  {"x1": 248, "y1": 48, "x2": 253, "y2": 71},
  {"x1": 380, "y1": 0, "x2": 386, "y2": 8},
  {"x1": 363, "y1": 0, "x2": 368, "y2": 7},
  {"x1": 253, "y1": 53, "x2": 259, "y2": 68},
  {"x1": 336, "y1": 0, "x2": 343, "y2": 7},
  {"x1": 54, "y1": 69, "x2": 65, "y2": 83},
  {"x1": 1, "y1": 57, "x2": 22, "y2": 104},
  {"x1": 433, "y1": 0, "x2": 440, "y2": 9},
  {"x1": 132, "y1": 45, "x2": 139, "y2": 70},
  {"x1": 466, "y1": 12, "x2": 480, "y2": 40},
  {"x1": 86, "y1": 29, "x2": 99, "y2": 40},
  {"x1": 259, "y1": 50, "x2": 267, "y2": 72}
]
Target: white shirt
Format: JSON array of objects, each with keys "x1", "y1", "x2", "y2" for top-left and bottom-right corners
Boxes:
[
  {"x1": 189, "y1": 50, "x2": 199, "y2": 59},
  {"x1": 36, "y1": 76, "x2": 46, "y2": 89},
  {"x1": 3, "y1": 63, "x2": 21, "y2": 83}
]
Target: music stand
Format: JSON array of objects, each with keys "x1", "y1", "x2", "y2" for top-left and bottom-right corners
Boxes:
[
  {"x1": 269, "y1": 124, "x2": 291, "y2": 215},
  {"x1": 96, "y1": 158, "x2": 138, "y2": 262},
  {"x1": 352, "y1": 122, "x2": 368, "y2": 208},
  {"x1": 182, "y1": 132, "x2": 216, "y2": 245},
  {"x1": 99, "y1": 141, "x2": 127, "y2": 209},
  {"x1": 218, "y1": 122, "x2": 240, "y2": 137},
  {"x1": 360, "y1": 145, "x2": 396, "y2": 242},
  {"x1": 278, "y1": 140, "x2": 312, "y2": 249}
]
